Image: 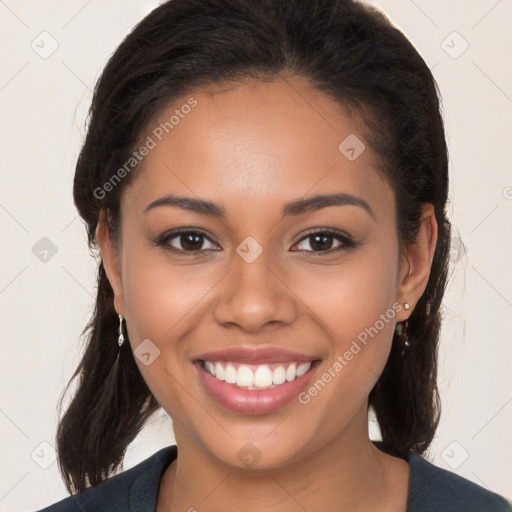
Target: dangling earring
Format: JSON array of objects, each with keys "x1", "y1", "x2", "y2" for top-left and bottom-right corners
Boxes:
[
  {"x1": 396, "y1": 302, "x2": 410, "y2": 355},
  {"x1": 399, "y1": 319, "x2": 409, "y2": 356},
  {"x1": 403, "y1": 302, "x2": 410, "y2": 347},
  {"x1": 396, "y1": 320, "x2": 409, "y2": 356},
  {"x1": 402, "y1": 319, "x2": 409, "y2": 347},
  {"x1": 118, "y1": 314, "x2": 125, "y2": 347}
]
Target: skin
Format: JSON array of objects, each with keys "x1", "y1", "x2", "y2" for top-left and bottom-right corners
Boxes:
[{"x1": 96, "y1": 75, "x2": 438, "y2": 512}]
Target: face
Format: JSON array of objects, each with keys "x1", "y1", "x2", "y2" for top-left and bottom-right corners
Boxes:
[{"x1": 98, "y1": 75, "x2": 435, "y2": 470}]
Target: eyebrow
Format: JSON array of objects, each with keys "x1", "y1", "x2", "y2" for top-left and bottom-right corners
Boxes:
[{"x1": 144, "y1": 192, "x2": 375, "y2": 220}]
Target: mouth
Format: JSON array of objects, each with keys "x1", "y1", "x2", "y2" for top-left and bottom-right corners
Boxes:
[
  {"x1": 194, "y1": 357, "x2": 322, "y2": 415},
  {"x1": 200, "y1": 360, "x2": 315, "y2": 389}
]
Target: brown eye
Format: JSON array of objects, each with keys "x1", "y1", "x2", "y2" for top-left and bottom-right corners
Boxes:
[
  {"x1": 156, "y1": 229, "x2": 219, "y2": 254},
  {"x1": 292, "y1": 229, "x2": 354, "y2": 254}
]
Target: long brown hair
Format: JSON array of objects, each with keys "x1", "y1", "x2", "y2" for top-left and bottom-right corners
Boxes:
[{"x1": 56, "y1": 0, "x2": 451, "y2": 494}]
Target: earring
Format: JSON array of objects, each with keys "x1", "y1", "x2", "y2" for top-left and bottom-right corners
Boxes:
[
  {"x1": 118, "y1": 314, "x2": 125, "y2": 347},
  {"x1": 396, "y1": 319, "x2": 410, "y2": 355},
  {"x1": 403, "y1": 302, "x2": 410, "y2": 348},
  {"x1": 403, "y1": 319, "x2": 410, "y2": 347}
]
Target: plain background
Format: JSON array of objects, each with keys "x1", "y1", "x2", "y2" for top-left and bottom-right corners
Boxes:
[{"x1": 0, "y1": 0, "x2": 511, "y2": 510}]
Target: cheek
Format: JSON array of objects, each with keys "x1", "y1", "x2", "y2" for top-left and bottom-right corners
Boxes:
[
  {"x1": 295, "y1": 242, "x2": 399, "y2": 392},
  {"x1": 120, "y1": 231, "x2": 400, "y2": 418},
  {"x1": 119, "y1": 243, "x2": 228, "y2": 394},
  {"x1": 121, "y1": 245, "x2": 216, "y2": 344},
  {"x1": 296, "y1": 243, "x2": 399, "y2": 336},
  {"x1": 120, "y1": 251, "x2": 214, "y2": 417}
]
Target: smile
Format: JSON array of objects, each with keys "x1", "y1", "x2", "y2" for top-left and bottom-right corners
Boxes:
[
  {"x1": 195, "y1": 358, "x2": 321, "y2": 414},
  {"x1": 202, "y1": 361, "x2": 313, "y2": 390}
]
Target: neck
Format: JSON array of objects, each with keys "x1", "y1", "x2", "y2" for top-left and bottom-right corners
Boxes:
[{"x1": 157, "y1": 405, "x2": 410, "y2": 512}]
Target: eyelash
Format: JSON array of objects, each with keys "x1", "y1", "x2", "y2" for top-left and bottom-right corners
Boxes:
[{"x1": 153, "y1": 228, "x2": 356, "y2": 256}]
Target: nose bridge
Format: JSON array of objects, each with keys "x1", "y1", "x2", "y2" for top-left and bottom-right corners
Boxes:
[{"x1": 213, "y1": 240, "x2": 297, "y2": 331}]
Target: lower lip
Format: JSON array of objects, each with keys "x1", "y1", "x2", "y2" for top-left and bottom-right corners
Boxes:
[{"x1": 195, "y1": 360, "x2": 321, "y2": 415}]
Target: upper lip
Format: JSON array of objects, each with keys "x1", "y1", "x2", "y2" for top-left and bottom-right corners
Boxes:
[{"x1": 193, "y1": 346, "x2": 318, "y2": 365}]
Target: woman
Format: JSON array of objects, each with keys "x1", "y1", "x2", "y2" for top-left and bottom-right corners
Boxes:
[{"x1": 39, "y1": 0, "x2": 512, "y2": 510}]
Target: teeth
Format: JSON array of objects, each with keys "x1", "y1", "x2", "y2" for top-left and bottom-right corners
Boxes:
[
  {"x1": 272, "y1": 366, "x2": 286, "y2": 385},
  {"x1": 205, "y1": 361, "x2": 215, "y2": 376},
  {"x1": 224, "y1": 364, "x2": 237, "y2": 384},
  {"x1": 285, "y1": 363, "x2": 296, "y2": 382},
  {"x1": 237, "y1": 365, "x2": 254, "y2": 387},
  {"x1": 254, "y1": 366, "x2": 273, "y2": 388},
  {"x1": 203, "y1": 360, "x2": 313, "y2": 389},
  {"x1": 214, "y1": 362, "x2": 225, "y2": 381},
  {"x1": 296, "y1": 362, "x2": 311, "y2": 377}
]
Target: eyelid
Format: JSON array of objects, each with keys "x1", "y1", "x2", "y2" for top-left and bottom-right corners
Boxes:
[
  {"x1": 154, "y1": 227, "x2": 355, "y2": 255},
  {"x1": 291, "y1": 227, "x2": 354, "y2": 253},
  {"x1": 156, "y1": 228, "x2": 220, "y2": 253},
  {"x1": 294, "y1": 226, "x2": 351, "y2": 242}
]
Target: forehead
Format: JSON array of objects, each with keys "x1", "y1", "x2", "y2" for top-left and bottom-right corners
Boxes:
[{"x1": 123, "y1": 76, "x2": 394, "y2": 221}]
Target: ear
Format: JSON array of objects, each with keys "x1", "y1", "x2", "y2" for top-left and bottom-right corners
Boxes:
[
  {"x1": 395, "y1": 203, "x2": 438, "y2": 322},
  {"x1": 95, "y1": 208, "x2": 126, "y2": 317}
]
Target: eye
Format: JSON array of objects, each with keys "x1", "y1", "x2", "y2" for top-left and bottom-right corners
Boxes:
[
  {"x1": 154, "y1": 228, "x2": 356, "y2": 256},
  {"x1": 291, "y1": 229, "x2": 354, "y2": 254},
  {"x1": 155, "y1": 229, "x2": 219, "y2": 254}
]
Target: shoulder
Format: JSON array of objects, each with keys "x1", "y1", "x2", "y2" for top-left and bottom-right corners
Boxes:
[
  {"x1": 36, "y1": 445, "x2": 177, "y2": 512},
  {"x1": 407, "y1": 451, "x2": 512, "y2": 512}
]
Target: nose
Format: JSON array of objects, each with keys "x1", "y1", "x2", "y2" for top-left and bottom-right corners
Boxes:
[{"x1": 213, "y1": 250, "x2": 298, "y2": 333}]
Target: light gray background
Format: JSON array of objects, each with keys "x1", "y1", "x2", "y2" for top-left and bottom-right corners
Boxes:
[{"x1": 0, "y1": 1, "x2": 511, "y2": 510}]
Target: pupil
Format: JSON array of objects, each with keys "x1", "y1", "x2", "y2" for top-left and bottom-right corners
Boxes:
[
  {"x1": 310, "y1": 234, "x2": 332, "y2": 251},
  {"x1": 182, "y1": 233, "x2": 203, "y2": 251}
]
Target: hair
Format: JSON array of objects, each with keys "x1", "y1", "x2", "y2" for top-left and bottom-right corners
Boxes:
[{"x1": 56, "y1": 0, "x2": 451, "y2": 495}]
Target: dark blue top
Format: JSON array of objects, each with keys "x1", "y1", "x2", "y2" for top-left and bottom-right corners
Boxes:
[{"x1": 37, "y1": 444, "x2": 512, "y2": 511}]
